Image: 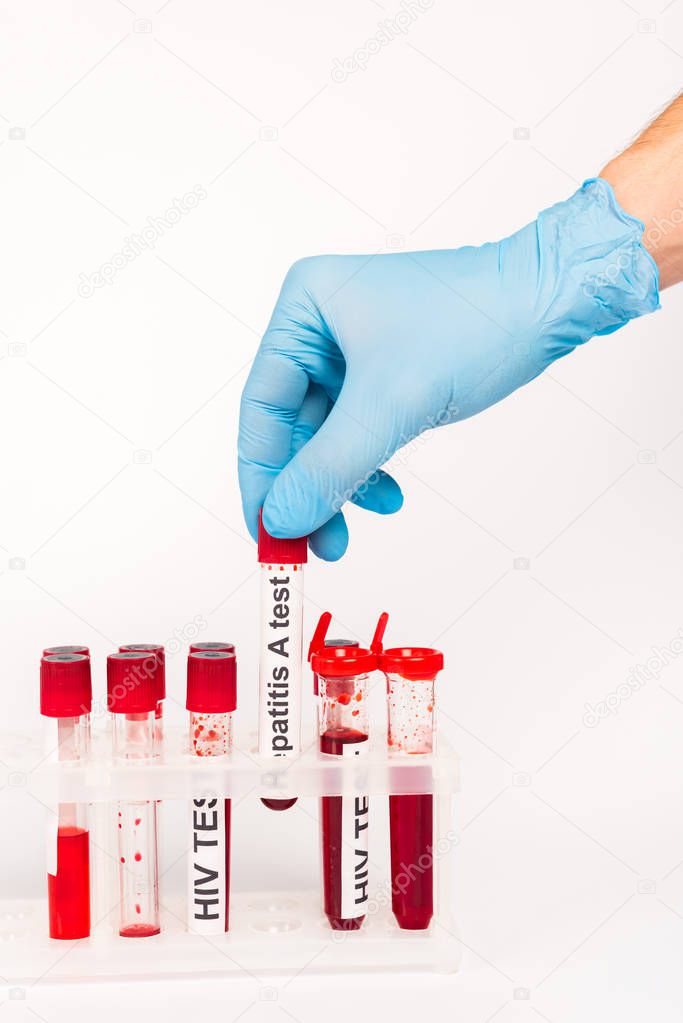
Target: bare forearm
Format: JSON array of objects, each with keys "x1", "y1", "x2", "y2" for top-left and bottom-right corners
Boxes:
[{"x1": 601, "y1": 93, "x2": 683, "y2": 289}]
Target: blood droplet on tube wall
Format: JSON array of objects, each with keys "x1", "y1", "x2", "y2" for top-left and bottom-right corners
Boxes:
[
  {"x1": 186, "y1": 650, "x2": 236, "y2": 933},
  {"x1": 379, "y1": 646, "x2": 444, "y2": 931},
  {"x1": 40, "y1": 652, "x2": 92, "y2": 939},
  {"x1": 107, "y1": 652, "x2": 162, "y2": 938},
  {"x1": 119, "y1": 644, "x2": 165, "y2": 739},
  {"x1": 257, "y1": 510, "x2": 307, "y2": 811},
  {"x1": 310, "y1": 612, "x2": 387, "y2": 930}
]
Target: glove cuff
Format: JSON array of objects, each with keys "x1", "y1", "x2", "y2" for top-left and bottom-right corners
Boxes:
[{"x1": 538, "y1": 177, "x2": 660, "y2": 339}]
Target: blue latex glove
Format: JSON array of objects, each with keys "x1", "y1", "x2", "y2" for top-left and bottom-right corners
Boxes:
[{"x1": 239, "y1": 178, "x2": 659, "y2": 561}]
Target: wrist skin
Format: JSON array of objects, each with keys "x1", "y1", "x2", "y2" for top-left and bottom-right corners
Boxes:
[{"x1": 601, "y1": 96, "x2": 683, "y2": 290}]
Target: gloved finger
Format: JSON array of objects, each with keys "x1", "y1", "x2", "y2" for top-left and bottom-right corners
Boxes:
[
  {"x1": 238, "y1": 349, "x2": 311, "y2": 541},
  {"x1": 308, "y1": 510, "x2": 349, "y2": 561},
  {"x1": 291, "y1": 383, "x2": 330, "y2": 455},
  {"x1": 351, "y1": 469, "x2": 403, "y2": 515},
  {"x1": 262, "y1": 375, "x2": 397, "y2": 539}
]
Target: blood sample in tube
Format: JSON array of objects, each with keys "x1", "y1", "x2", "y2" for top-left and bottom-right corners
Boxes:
[
  {"x1": 310, "y1": 613, "x2": 387, "y2": 930},
  {"x1": 41, "y1": 653, "x2": 92, "y2": 940},
  {"x1": 108, "y1": 652, "x2": 162, "y2": 938},
  {"x1": 257, "y1": 509, "x2": 307, "y2": 811},
  {"x1": 186, "y1": 651, "x2": 236, "y2": 933},
  {"x1": 379, "y1": 646, "x2": 444, "y2": 931}
]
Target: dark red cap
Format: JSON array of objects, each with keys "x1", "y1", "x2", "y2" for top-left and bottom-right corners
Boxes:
[
  {"x1": 41, "y1": 654, "x2": 92, "y2": 717},
  {"x1": 43, "y1": 645, "x2": 90, "y2": 658},
  {"x1": 257, "y1": 509, "x2": 307, "y2": 565},
  {"x1": 186, "y1": 651, "x2": 237, "y2": 713},
  {"x1": 189, "y1": 641, "x2": 235, "y2": 655},
  {"x1": 119, "y1": 644, "x2": 165, "y2": 701},
  {"x1": 378, "y1": 647, "x2": 444, "y2": 680},
  {"x1": 107, "y1": 652, "x2": 160, "y2": 713}
]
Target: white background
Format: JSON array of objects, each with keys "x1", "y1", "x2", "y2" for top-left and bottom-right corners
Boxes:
[{"x1": 3, "y1": 0, "x2": 683, "y2": 1018}]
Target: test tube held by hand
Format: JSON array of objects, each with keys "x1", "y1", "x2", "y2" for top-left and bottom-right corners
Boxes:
[
  {"x1": 257, "y1": 509, "x2": 307, "y2": 811},
  {"x1": 107, "y1": 652, "x2": 162, "y2": 938},
  {"x1": 380, "y1": 646, "x2": 444, "y2": 930},
  {"x1": 186, "y1": 650, "x2": 236, "y2": 933},
  {"x1": 41, "y1": 653, "x2": 92, "y2": 939},
  {"x1": 310, "y1": 612, "x2": 387, "y2": 930}
]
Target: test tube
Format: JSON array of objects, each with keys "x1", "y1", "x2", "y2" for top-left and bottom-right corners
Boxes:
[
  {"x1": 186, "y1": 650, "x2": 236, "y2": 933},
  {"x1": 43, "y1": 645, "x2": 90, "y2": 657},
  {"x1": 379, "y1": 646, "x2": 444, "y2": 930},
  {"x1": 119, "y1": 644, "x2": 165, "y2": 741},
  {"x1": 107, "y1": 651, "x2": 162, "y2": 938},
  {"x1": 41, "y1": 653, "x2": 92, "y2": 939},
  {"x1": 309, "y1": 613, "x2": 387, "y2": 930},
  {"x1": 189, "y1": 641, "x2": 236, "y2": 655},
  {"x1": 257, "y1": 509, "x2": 307, "y2": 811}
]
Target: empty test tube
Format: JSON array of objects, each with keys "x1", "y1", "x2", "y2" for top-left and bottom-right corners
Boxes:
[
  {"x1": 41, "y1": 653, "x2": 92, "y2": 939},
  {"x1": 107, "y1": 651, "x2": 162, "y2": 938}
]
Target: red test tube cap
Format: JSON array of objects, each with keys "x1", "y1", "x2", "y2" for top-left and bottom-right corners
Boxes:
[
  {"x1": 378, "y1": 647, "x2": 444, "y2": 680},
  {"x1": 119, "y1": 644, "x2": 165, "y2": 700},
  {"x1": 189, "y1": 641, "x2": 236, "y2": 655},
  {"x1": 257, "y1": 508, "x2": 307, "y2": 565},
  {"x1": 43, "y1": 645, "x2": 90, "y2": 658},
  {"x1": 107, "y1": 652, "x2": 160, "y2": 714},
  {"x1": 41, "y1": 654, "x2": 92, "y2": 717},
  {"x1": 186, "y1": 651, "x2": 237, "y2": 713}
]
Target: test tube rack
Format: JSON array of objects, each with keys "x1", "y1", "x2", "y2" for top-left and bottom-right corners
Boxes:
[{"x1": 1, "y1": 726, "x2": 460, "y2": 983}]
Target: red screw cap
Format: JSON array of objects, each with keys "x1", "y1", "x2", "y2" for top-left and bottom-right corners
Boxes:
[
  {"x1": 257, "y1": 509, "x2": 307, "y2": 565},
  {"x1": 189, "y1": 641, "x2": 235, "y2": 655},
  {"x1": 41, "y1": 654, "x2": 92, "y2": 718},
  {"x1": 186, "y1": 651, "x2": 237, "y2": 713},
  {"x1": 119, "y1": 644, "x2": 165, "y2": 701},
  {"x1": 43, "y1": 645, "x2": 90, "y2": 658},
  {"x1": 107, "y1": 652, "x2": 160, "y2": 714}
]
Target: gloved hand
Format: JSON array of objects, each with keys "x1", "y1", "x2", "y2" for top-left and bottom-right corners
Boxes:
[{"x1": 239, "y1": 178, "x2": 659, "y2": 561}]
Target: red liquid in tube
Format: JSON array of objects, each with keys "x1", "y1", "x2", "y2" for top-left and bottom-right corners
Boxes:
[
  {"x1": 320, "y1": 727, "x2": 368, "y2": 930},
  {"x1": 380, "y1": 646, "x2": 444, "y2": 931},
  {"x1": 389, "y1": 793, "x2": 434, "y2": 930},
  {"x1": 47, "y1": 825, "x2": 91, "y2": 939},
  {"x1": 40, "y1": 653, "x2": 92, "y2": 941}
]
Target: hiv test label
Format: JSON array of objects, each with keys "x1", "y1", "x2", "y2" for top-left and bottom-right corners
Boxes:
[
  {"x1": 188, "y1": 797, "x2": 227, "y2": 934},
  {"x1": 340, "y1": 742, "x2": 370, "y2": 919},
  {"x1": 258, "y1": 564, "x2": 304, "y2": 760}
]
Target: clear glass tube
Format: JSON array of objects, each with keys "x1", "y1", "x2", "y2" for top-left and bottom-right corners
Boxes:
[
  {"x1": 386, "y1": 671, "x2": 436, "y2": 930},
  {"x1": 187, "y1": 711, "x2": 233, "y2": 933},
  {"x1": 113, "y1": 712, "x2": 160, "y2": 937},
  {"x1": 318, "y1": 672, "x2": 370, "y2": 930},
  {"x1": 258, "y1": 560, "x2": 304, "y2": 810},
  {"x1": 47, "y1": 715, "x2": 91, "y2": 939}
]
